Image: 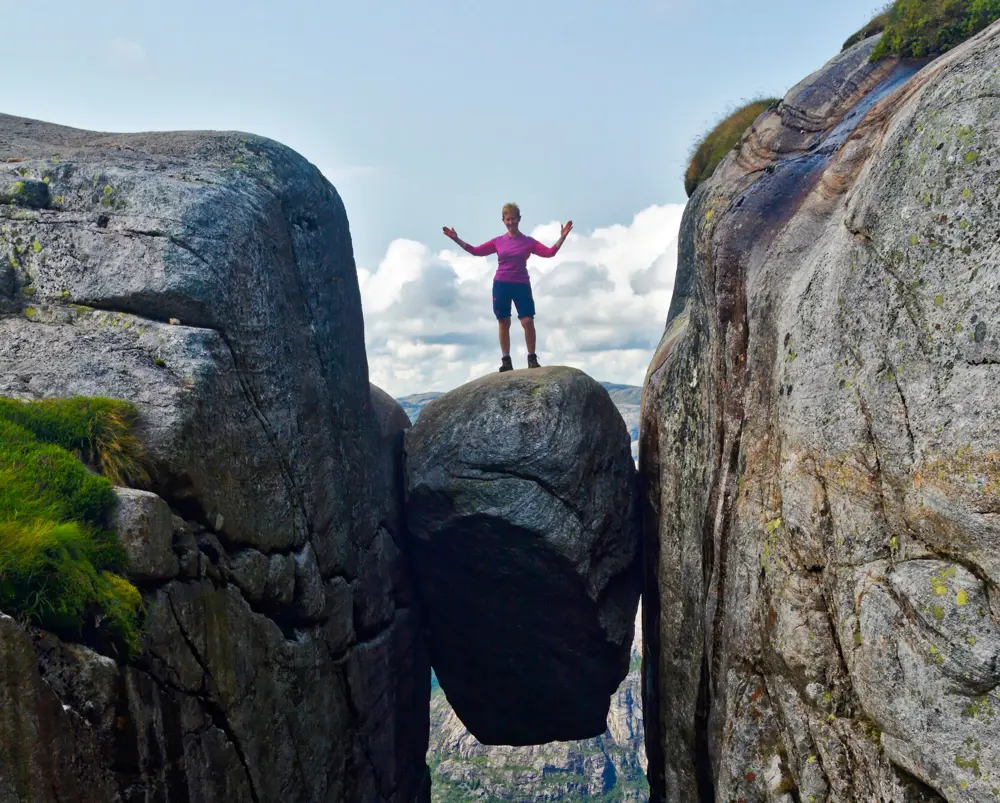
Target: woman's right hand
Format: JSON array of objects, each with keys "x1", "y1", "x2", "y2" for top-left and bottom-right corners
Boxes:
[{"x1": 442, "y1": 226, "x2": 458, "y2": 240}]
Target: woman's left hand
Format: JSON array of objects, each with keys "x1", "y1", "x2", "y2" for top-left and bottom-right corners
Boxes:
[{"x1": 561, "y1": 220, "x2": 574, "y2": 238}]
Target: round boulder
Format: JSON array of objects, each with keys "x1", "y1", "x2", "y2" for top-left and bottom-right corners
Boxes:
[{"x1": 405, "y1": 366, "x2": 641, "y2": 745}]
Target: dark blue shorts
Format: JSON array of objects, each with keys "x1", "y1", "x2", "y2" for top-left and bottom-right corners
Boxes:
[{"x1": 492, "y1": 280, "x2": 535, "y2": 320}]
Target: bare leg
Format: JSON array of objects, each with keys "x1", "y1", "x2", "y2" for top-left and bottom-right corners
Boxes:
[
  {"x1": 520, "y1": 316, "x2": 536, "y2": 353},
  {"x1": 498, "y1": 317, "x2": 512, "y2": 354}
]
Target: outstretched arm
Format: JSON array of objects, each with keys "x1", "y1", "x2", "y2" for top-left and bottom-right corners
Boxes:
[
  {"x1": 530, "y1": 220, "x2": 574, "y2": 258},
  {"x1": 443, "y1": 227, "x2": 496, "y2": 257}
]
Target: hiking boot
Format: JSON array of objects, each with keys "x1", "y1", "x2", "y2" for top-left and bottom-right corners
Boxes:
[
  {"x1": 527, "y1": 353, "x2": 541, "y2": 369},
  {"x1": 499, "y1": 355, "x2": 514, "y2": 372}
]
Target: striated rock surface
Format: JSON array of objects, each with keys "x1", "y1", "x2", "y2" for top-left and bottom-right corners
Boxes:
[
  {"x1": 427, "y1": 604, "x2": 648, "y2": 801},
  {"x1": 642, "y1": 23, "x2": 1000, "y2": 803},
  {"x1": 0, "y1": 115, "x2": 428, "y2": 802},
  {"x1": 406, "y1": 366, "x2": 641, "y2": 745}
]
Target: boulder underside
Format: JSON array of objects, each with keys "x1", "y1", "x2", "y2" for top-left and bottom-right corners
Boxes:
[{"x1": 406, "y1": 367, "x2": 642, "y2": 746}]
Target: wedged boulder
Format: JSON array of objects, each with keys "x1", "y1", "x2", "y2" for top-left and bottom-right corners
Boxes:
[
  {"x1": 643, "y1": 22, "x2": 1000, "y2": 803},
  {"x1": 405, "y1": 366, "x2": 641, "y2": 745},
  {"x1": 0, "y1": 115, "x2": 428, "y2": 802}
]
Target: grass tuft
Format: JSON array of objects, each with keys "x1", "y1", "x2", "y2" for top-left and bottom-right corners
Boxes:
[
  {"x1": 0, "y1": 396, "x2": 149, "y2": 487},
  {"x1": 0, "y1": 396, "x2": 146, "y2": 655},
  {"x1": 0, "y1": 521, "x2": 143, "y2": 654},
  {"x1": 685, "y1": 98, "x2": 780, "y2": 197}
]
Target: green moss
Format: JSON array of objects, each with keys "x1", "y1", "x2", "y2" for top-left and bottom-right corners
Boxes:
[
  {"x1": 684, "y1": 97, "x2": 780, "y2": 197},
  {"x1": 868, "y1": 0, "x2": 1000, "y2": 60},
  {"x1": 0, "y1": 398, "x2": 148, "y2": 654},
  {"x1": 956, "y1": 753, "x2": 982, "y2": 776},
  {"x1": 963, "y1": 695, "x2": 996, "y2": 721}
]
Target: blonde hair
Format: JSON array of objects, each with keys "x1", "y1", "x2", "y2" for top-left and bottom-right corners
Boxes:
[{"x1": 502, "y1": 202, "x2": 521, "y2": 218}]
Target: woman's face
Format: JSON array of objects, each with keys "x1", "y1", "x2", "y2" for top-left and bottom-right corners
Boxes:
[{"x1": 503, "y1": 211, "x2": 521, "y2": 232}]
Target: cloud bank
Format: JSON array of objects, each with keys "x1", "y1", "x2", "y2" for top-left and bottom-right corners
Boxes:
[{"x1": 359, "y1": 203, "x2": 685, "y2": 397}]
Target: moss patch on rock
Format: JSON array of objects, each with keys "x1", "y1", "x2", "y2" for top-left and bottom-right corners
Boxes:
[
  {"x1": 685, "y1": 98, "x2": 779, "y2": 197},
  {"x1": 0, "y1": 397, "x2": 147, "y2": 655},
  {"x1": 857, "y1": 0, "x2": 1000, "y2": 59}
]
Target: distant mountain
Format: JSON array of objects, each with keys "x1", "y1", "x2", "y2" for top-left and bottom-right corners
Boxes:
[
  {"x1": 395, "y1": 392, "x2": 443, "y2": 424},
  {"x1": 599, "y1": 383, "x2": 642, "y2": 406},
  {"x1": 397, "y1": 380, "x2": 641, "y2": 461}
]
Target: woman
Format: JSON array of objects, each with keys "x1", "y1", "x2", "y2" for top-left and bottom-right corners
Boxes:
[{"x1": 443, "y1": 202, "x2": 573, "y2": 372}]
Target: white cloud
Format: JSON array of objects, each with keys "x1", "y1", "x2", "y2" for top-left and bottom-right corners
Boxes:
[
  {"x1": 361, "y1": 203, "x2": 685, "y2": 397},
  {"x1": 109, "y1": 37, "x2": 147, "y2": 67}
]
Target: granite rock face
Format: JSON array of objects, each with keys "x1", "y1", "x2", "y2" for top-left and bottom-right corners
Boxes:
[
  {"x1": 0, "y1": 115, "x2": 428, "y2": 802},
  {"x1": 642, "y1": 25, "x2": 1000, "y2": 803},
  {"x1": 0, "y1": 617, "x2": 120, "y2": 803},
  {"x1": 406, "y1": 366, "x2": 641, "y2": 745}
]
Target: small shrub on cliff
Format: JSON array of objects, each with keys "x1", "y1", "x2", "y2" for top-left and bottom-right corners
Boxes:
[
  {"x1": 0, "y1": 398, "x2": 145, "y2": 654},
  {"x1": 684, "y1": 97, "x2": 779, "y2": 197},
  {"x1": 843, "y1": 6, "x2": 893, "y2": 50},
  {"x1": 853, "y1": 0, "x2": 1000, "y2": 59}
]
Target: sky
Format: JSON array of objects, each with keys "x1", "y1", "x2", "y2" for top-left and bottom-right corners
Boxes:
[{"x1": 2, "y1": 0, "x2": 884, "y2": 396}]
